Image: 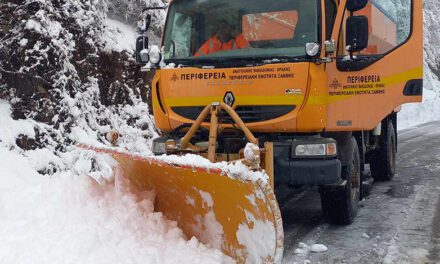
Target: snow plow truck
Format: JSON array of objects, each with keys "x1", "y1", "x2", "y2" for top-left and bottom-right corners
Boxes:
[{"x1": 87, "y1": 0, "x2": 423, "y2": 262}]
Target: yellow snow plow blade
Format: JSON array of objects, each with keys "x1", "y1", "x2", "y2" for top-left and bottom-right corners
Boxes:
[{"x1": 83, "y1": 146, "x2": 283, "y2": 263}]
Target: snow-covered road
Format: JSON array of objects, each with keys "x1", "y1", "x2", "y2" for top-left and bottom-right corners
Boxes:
[{"x1": 281, "y1": 121, "x2": 440, "y2": 263}]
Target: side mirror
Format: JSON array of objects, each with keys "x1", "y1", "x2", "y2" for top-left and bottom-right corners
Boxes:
[
  {"x1": 346, "y1": 16, "x2": 369, "y2": 53},
  {"x1": 136, "y1": 36, "x2": 149, "y2": 64},
  {"x1": 137, "y1": 13, "x2": 151, "y2": 33},
  {"x1": 140, "y1": 14, "x2": 152, "y2": 33},
  {"x1": 346, "y1": 0, "x2": 368, "y2": 12},
  {"x1": 135, "y1": 5, "x2": 167, "y2": 65},
  {"x1": 139, "y1": 5, "x2": 168, "y2": 32}
]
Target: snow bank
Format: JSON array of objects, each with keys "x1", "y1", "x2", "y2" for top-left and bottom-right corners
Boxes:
[
  {"x1": 0, "y1": 101, "x2": 232, "y2": 264},
  {"x1": 0, "y1": 148, "x2": 229, "y2": 264}
]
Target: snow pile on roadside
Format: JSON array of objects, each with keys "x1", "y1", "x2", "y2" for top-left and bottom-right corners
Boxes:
[
  {"x1": 0, "y1": 148, "x2": 230, "y2": 264},
  {"x1": 0, "y1": 101, "x2": 232, "y2": 264}
]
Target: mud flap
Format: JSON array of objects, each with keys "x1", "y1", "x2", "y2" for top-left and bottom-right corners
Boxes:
[{"x1": 82, "y1": 146, "x2": 284, "y2": 264}]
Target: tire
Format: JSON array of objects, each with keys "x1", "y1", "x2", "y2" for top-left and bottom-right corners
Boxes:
[
  {"x1": 370, "y1": 121, "x2": 396, "y2": 181},
  {"x1": 321, "y1": 137, "x2": 361, "y2": 225}
]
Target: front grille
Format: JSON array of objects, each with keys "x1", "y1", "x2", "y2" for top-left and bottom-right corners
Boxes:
[{"x1": 172, "y1": 105, "x2": 296, "y2": 124}]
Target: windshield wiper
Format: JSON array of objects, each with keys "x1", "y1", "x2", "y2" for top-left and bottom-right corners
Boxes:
[{"x1": 170, "y1": 40, "x2": 176, "y2": 57}]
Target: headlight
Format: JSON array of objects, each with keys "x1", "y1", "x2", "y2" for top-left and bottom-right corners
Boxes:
[
  {"x1": 295, "y1": 143, "x2": 337, "y2": 157},
  {"x1": 139, "y1": 49, "x2": 149, "y2": 63}
]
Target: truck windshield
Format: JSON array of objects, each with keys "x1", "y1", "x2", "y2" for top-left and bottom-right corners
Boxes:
[{"x1": 162, "y1": 0, "x2": 319, "y2": 64}]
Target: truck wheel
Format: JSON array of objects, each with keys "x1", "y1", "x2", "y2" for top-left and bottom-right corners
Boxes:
[
  {"x1": 320, "y1": 137, "x2": 360, "y2": 225},
  {"x1": 370, "y1": 121, "x2": 396, "y2": 181}
]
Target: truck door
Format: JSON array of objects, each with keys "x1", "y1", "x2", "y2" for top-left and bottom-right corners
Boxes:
[{"x1": 325, "y1": 0, "x2": 422, "y2": 131}]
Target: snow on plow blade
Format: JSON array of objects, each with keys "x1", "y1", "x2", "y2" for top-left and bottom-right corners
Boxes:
[{"x1": 84, "y1": 146, "x2": 283, "y2": 263}]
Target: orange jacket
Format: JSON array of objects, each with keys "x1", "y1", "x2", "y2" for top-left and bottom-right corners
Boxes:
[{"x1": 195, "y1": 34, "x2": 249, "y2": 56}]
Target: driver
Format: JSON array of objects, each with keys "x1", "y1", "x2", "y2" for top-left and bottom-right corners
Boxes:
[{"x1": 195, "y1": 20, "x2": 249, "y2": 56}]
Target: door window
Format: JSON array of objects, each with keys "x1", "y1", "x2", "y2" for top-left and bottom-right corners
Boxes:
[{"x1": 337, "y1": 0, "x2": 412, "y2": 71}]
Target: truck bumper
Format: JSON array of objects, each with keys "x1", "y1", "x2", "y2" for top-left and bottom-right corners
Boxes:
[{"x1": 274, "y1": 141, "x2": 342, "y2": 186}]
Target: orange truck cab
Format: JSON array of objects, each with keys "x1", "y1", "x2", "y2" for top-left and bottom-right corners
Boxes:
[{"x1": 136, "y1": 0, "x2": 423, "y2": 224}]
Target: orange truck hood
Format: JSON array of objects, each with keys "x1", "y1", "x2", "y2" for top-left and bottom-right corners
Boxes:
[{"x1": 153, "y1": 62, "x2": 311, "y2": 132}]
